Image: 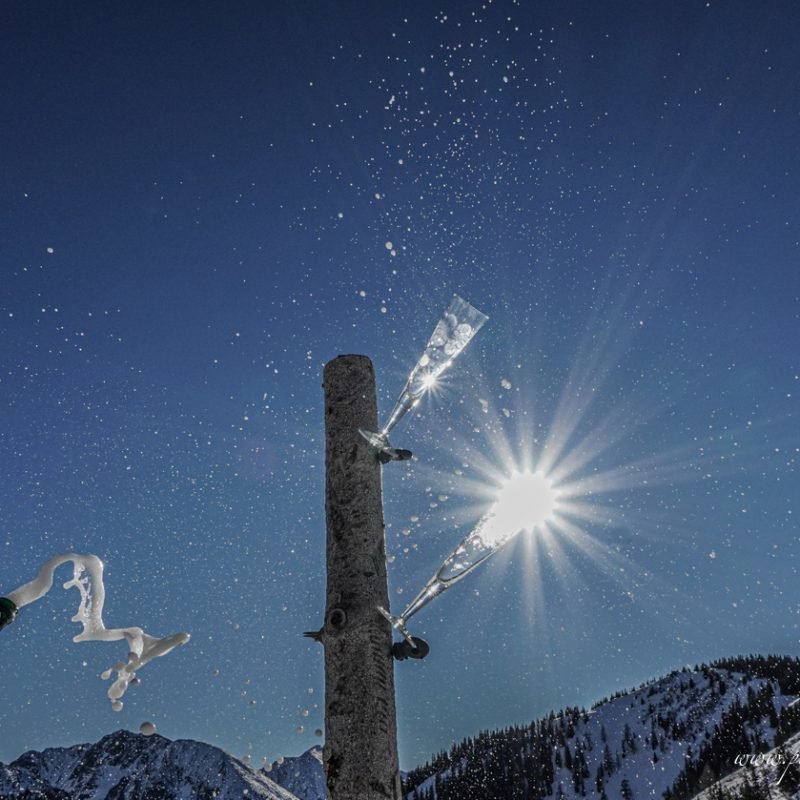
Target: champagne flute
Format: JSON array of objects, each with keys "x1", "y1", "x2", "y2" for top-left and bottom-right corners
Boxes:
[
  {"x1": 380, "y1": 470, "x2": 559, "y2": 644},
  {"x1": 361, "y1": 295, "x2": 488, "y2": 460}
]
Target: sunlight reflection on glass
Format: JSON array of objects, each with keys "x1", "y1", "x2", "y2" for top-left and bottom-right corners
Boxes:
[
  {"x1": 361, "y1": 295, "x2": 488, "y2": 460},
  {"x1": 380, "y1": 471, "x2": 559, "y2": 644}
]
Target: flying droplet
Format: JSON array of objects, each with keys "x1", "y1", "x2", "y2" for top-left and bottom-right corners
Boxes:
[{"x1": 140, "y1": 721, "x2": 156, "y2": 736}]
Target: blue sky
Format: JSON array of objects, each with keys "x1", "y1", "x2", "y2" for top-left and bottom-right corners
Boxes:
[{"x1": 1, "y1": 0, "x2": 799, "y2": 770}]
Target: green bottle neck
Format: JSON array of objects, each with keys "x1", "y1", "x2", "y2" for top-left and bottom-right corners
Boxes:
[{"x1": 0, "y1": 597, "x2": 18, "y2": 629}]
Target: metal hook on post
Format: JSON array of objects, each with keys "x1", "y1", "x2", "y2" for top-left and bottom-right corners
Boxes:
[{"x1": 359, "y1": 429, "x2": 413, "y2": 463}]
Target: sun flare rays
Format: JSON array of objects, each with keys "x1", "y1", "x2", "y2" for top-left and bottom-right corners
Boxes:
[{"x1": 387, "y1": 317, "x2": 743, "y2": 647}]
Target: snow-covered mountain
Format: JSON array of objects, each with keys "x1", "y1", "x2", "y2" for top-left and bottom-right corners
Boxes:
[
  {"x1": 263, "y1": 746, "x2": 326, "y2": 800},
  {"x1": 0, "y1": 729, "x2": 299, "y2": 800},
  {"x1": 404, "y1": 655, "x2": 800, "y2": 800},
  {"x1": 693, "y1": 728, "x2": 800, "y2": 800},
  {"x1": 5, "y1": 656, "x2": 800, "y2": 800}
]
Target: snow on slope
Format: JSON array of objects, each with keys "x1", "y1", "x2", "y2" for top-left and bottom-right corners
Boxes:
[
  {"x1": 554, "y1": 669, "x2": 792, "y2": 799},
  {"x1": 693, "y1": 728, "x2": 800, "y2": 800},
  {"x1": 405, "y1": 665, "x2": 797, "y2": 800},
  {"x1": 263, "y1": 746, "x2": 326, "y2": 800},
  {"x1": 3, "y1": 664, "x2": 797, "y2": 800},
  {"x1": 0, "y1": 729, "x2": 299, "y2": 800}
]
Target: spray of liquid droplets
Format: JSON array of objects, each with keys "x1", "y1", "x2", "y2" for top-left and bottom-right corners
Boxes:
[{"x1": 5, "y1": 553, "x2": 190, "y2": 711}]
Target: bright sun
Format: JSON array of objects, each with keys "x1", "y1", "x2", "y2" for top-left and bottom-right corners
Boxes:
[{"x1": 492, "y1": 470, "x2": 560, "y2": 538}]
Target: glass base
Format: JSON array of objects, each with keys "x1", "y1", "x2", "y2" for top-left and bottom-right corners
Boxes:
[
  {"x1": 377, "y1": 605, "x2": 416, "y2": 646},
  {"x1": 359, "y1": 429, "x2": 412, "y2": 462}
]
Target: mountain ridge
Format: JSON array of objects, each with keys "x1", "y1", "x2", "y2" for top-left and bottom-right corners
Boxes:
[
  {"x1": 0, "y1": 729, "x2": 299, "y2": 800},
  {"x1": 262, "y1": 746, "x2": 326, "y2": 800},
  {"x1": 404, "y1": 655, "x2": 800, "y2": 800},
  {"x1": 4, "y1": 655, "x2": 800, "y2": 800}
]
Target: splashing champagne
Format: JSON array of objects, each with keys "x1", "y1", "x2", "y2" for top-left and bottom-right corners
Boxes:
[
  {"x1": 380, "y1": 471, "x2": 559, "y2": 644},
  {"x1": 1, "y1": 553, "x2": 190, "y2": 710},
  {"x1": 361, "y1": 295, "x2": 488, "y2": 459}
]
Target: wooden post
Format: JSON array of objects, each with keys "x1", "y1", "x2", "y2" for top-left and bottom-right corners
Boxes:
[{"x1": 318, "y1": 355, "x2": 401, "y2": 800}]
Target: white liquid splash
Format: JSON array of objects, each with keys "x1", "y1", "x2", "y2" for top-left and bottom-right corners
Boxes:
[{"x1": 5, "y1": 552, "x2": 190, "y2": 711}]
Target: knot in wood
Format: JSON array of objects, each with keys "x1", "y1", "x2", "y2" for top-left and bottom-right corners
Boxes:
[{"x1": 326, "y1": 607, "x2": 347, "y2": 631}]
